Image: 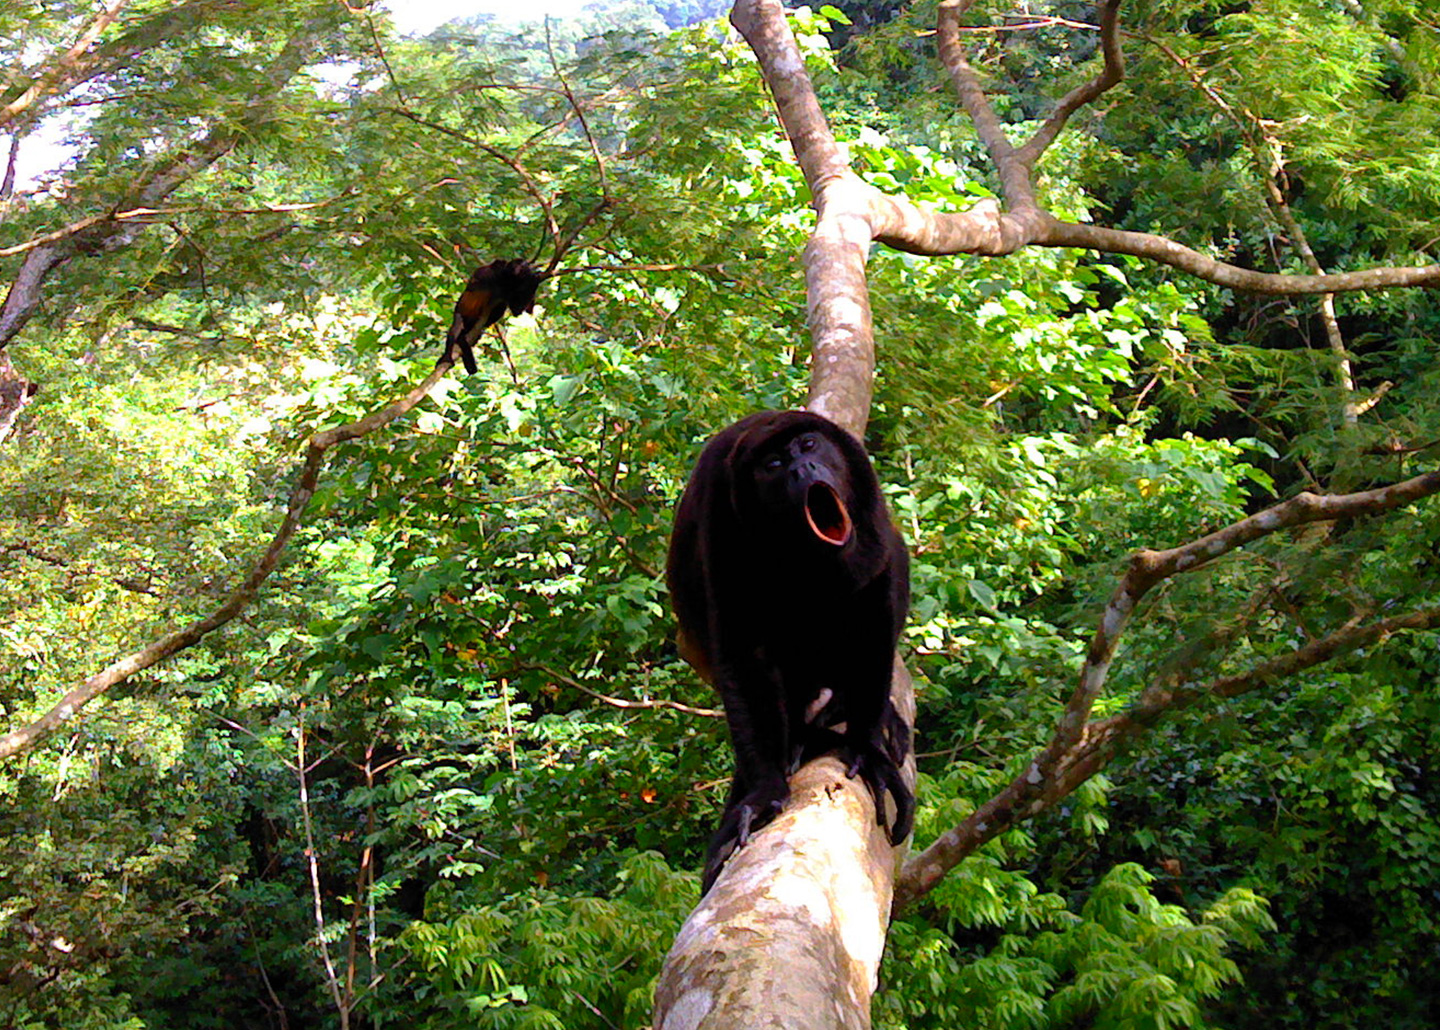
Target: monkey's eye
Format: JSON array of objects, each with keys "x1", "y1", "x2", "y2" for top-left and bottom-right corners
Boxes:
[
  {"x1": 763, "y1": 454, "x2": 785, "y2": 471},
  {"x1": 798, "y1": 435, "x2": 816, "y2": 452}
]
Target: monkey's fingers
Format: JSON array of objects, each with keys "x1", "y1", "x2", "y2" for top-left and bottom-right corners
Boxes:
[
  {"x1": 702, "y1": 790, "x2": 777, "y2": 893},
  {"x1": 878, "y1": 707, "x2": 913, "y2": 767},
  {"x1": 847, "y1": 746, "x2": 914, "y2": 844},
  {"x1": 734, "y1": 784, "x2": 788, "y2": 845}
]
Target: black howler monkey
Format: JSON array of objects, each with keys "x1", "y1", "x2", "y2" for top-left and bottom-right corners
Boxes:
[
  {"x1": 443, "y1": 258, "x2": 545, "y2": 374},
  {"x1": 667, "y1": 410, "x2": 913, "y2": 892}
]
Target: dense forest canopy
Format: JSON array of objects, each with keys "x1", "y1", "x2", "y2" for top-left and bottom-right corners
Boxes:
[{"x1": 1, "y1": 0, "x2": 1438, "y2": 1027}]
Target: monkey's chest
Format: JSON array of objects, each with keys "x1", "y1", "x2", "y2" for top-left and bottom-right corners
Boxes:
[{"x1": 751, "y1": 588, "x2": 869, "y2": 671}]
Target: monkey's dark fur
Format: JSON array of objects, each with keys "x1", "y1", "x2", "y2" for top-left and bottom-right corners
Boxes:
[
  {"x1": 667, "y1": 410, "x2": 913, "y2": 892},
  {"x1": 443, "y1": 258, "x2": 545, "y2": 374}
]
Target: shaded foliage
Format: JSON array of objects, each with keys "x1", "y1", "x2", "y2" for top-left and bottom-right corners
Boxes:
[{"x1": 2, "y1": 2, "x2": 1439, "y2": 1028}]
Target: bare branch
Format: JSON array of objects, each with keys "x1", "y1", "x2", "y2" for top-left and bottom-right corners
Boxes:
[
  {"x1": 1210, "y1": 606, "x2": 1440, "y2": 699},
  {"x1": 1027, "y1": 601, "x2": 1440, "y2": 833},
  {"x1": 364, "y1": 6, "x2": 409, "y2": 106},
  {"x1": 729, "y1": 3, "x2": 1440, "y2": 297},
  {"x1": 1015, "y1": 0, "x2": 1124, "y2": 167},
  {"x1": 1, "y1": 133, "x2": 19, "y2": 200},
  {"x1": 1144, "y1": 33, "x2": 1362, "y2": 417},
  {"x1": 550, "y1": 261, "x2": 732, "y2": 277},
  {"x1": 0, "y1": 542, "x2": 161, "y2": 596},
  {"x1": 1037, "y1": 218, "x2": 1440, "y2": 293},
  {"x1": 936, "y1": 0, "x2": 1030, "y2": 208},
  {"x1": 896, "y1": 470, "x2": 1440, "y2": 906},
  {"x1": 1064, "y1": 469, "x2": 1440, "y2": 739},
  {"x1": 296, "y1": 715, "x2": 353, "y2": 1026},
  {"x1": 545, "y1": 17, "x2": 610, "y2": 206}
]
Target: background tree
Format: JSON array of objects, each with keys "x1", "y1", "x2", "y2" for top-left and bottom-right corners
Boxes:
[{"x1": 2, "y1": 1, "x2": 1438, "y2": 1028}]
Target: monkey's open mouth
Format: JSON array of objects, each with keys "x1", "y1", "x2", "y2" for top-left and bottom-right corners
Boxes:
[{"x1": 805, "y1": 483, "x2": 853, "y2": 546}]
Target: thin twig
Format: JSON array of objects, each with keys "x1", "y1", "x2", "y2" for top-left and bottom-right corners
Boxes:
[
  {"x1": 538, "y1": 15, "x2": 614, "y2": 268},
  {"x1": 530, "y1": 663, "x2": 722, "y2": 718},
  {"x1": 365, "y1": 8, "x2": 408, "y2": 105},
  {"x1": 382, "y1": 107, "x2": 562, "y2": 250},
  {"x1": 297, "y1": 709, "x2": 351, "y2": 1028}
]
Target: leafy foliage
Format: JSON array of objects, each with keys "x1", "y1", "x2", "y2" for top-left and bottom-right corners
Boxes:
[{"x1": 3, "y1": 1, "x2": 1440, "y2": 1028}]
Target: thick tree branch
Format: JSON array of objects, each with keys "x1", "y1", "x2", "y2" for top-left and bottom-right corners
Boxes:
[
  {"x1": 655, "y1": 663, "x2": 913, "y2": 1030},
  {"x1": 936, "y1": 0, "x2": 1028, "y2": 206},
  {"x1": 730, "y1": 0, "x2": 880, "y2": 428},
  {"x1": 1037, "y1": 218, "x2": 1440, "y2": 292}
]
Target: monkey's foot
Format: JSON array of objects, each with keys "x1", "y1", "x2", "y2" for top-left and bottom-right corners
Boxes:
[
  {"x1": 699, "y1": 781, "x2": 788, "y2": 893},
  {"x1": 735, "y1": 787, "x2": 788, "y2": 846},
  {"x1": 845, "y1": 744, "x2": 914, "y2": 845}
]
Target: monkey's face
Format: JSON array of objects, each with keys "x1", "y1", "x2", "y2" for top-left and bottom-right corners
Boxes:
[{"x1": 741, "y1": 429, "x2": 854, "y2": 548}]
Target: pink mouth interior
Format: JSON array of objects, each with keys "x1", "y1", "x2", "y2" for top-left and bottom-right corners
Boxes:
[{"x1": 805, "y1": 483, "x2": 853, "y2": 546}]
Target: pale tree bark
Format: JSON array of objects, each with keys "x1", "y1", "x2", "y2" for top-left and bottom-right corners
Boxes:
[
  {"x1": 654, "y1": 2, "x2": 1440, "y2": 1026},
  {"x1": 655, "y1": 663, "x2": 915, "y2": 1030}
]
